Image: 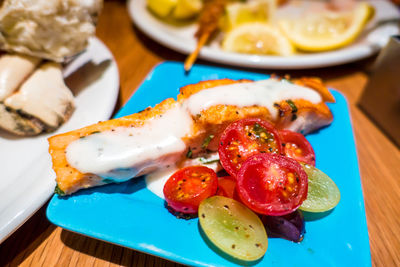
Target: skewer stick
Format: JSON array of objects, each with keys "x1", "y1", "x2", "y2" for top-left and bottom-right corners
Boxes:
[{"x1": 184, "y1": 32, "x2": 210, "y2": 72}]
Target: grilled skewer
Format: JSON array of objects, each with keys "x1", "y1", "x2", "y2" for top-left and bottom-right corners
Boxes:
[{"x1": 184, "y1": 0, "x2": 227, "y2": 71}]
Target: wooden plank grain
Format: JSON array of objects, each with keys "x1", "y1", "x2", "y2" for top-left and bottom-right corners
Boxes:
[
  {"x1": 328, "y1": 72, "x2": 400, "y2": 267},
  {"x1": 95, "y1": 0, "x2": 185, "y2": 106},
  {"x1": 335, "y1": 74, "x2": 400, "y2": 267},
  {"x1": 1, "y1": 0, "x2": 400, "y2": 267},
  {"x1": 353, "y1": 109, "x2": 400, "y2": 267}
]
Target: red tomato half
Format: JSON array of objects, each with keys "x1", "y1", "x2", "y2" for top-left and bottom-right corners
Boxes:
[
  {"x1": 236, "y1": 153, "x2": 308, "y2": 216},
  {"x1": 163, "y1": 166, "x2": 218, "y2": 214},
  {"x1": 218, "y1": 118, "x2": 282, "y2": 177},
  {"x1": 280, "y1": 130, "x2": 316, "y2": 166},
  {"x1": 216, "y1": 176, "x2": 236, "y2": 199}
]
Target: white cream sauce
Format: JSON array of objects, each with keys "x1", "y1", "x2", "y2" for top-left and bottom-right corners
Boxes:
[
  {"x1": 66, "y1": 78, "x2": 322, "y2": 181},
  {"x1": 66, "y1": 103, "x2": 193, "y2": 181},
  {"x1": 145, "y1": 153, "x2": 222, "y2": 199},
  {"x1": 145, "y1": 166, "x2": 179, "y2": 199},
  {"x1": 186, "y1": 79, "x2": 322, "y2": 119}
]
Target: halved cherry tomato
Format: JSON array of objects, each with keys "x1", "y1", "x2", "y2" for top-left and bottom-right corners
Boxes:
[
  {"x1": 218, "y1": 118, "x2": 282, "y2": 177},
  {"x1": 280, "y1": 130, "x2": 315, "y2": 166},
  {"x1": 163, "y1": 166, "x2": 218, "y2": 214},
  {"x1": 216, "y1": 176, "x2": 236, "y2": 199},
  {"x1": 236, "y1": 153, "x2": 308, "y2": 216}
]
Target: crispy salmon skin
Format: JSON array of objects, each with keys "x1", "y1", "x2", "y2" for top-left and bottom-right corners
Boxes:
[{"x1": 49, "y1": 78, "x2": 334, "y2": 195}]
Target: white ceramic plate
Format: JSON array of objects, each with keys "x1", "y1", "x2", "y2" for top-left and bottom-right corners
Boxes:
[
  {"x1": 128, "y1": 0, "x2": 400, "y2": 69},
  {"x1": 0, "y1": 37, "x2": 119, "y2": 243}
]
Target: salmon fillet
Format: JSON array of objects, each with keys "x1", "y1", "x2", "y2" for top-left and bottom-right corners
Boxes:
[{"x1": 49, "y1": 78, "x2": 334, "y2": 195}]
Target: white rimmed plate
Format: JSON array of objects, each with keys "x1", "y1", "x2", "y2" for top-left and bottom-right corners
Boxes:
[
  {"x1": 0, "y1": 37, "x2": 119, "y2": 243},
  {"x1": 128, "y1": 0, "x2": 399, "y2": 69}
]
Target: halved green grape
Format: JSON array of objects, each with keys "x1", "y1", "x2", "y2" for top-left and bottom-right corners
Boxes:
[
  {"x1": 300, "y1": 164, "x2": 340, "y2": 212},
  {"x1": 198, "y1": 196, "x2": 268, "y2": 261}
]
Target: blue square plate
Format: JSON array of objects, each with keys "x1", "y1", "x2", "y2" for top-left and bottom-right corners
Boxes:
[{"x1": 47, "y1": 62, "x2": 371, "y2": 266}]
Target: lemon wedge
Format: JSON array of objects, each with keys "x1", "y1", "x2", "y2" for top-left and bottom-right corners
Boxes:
[
  {"x1": 222, "y1": 22, "x2": 295, "y2": 56},
  {"x1": 278, "y1": 2, "x2": 374, "y2": 52},
  {"x1": 172, "y1": 0, "x2": 203, "y2": 19},
  {"x1": 221, "y1": 0, "x2": 276, "y2": 31},
  {"x1": 147, "y1": 0, "x2": 178, "y2": 18},
  {"x1": 147, "y1": 0, "x2": 202, "y2": 19}
]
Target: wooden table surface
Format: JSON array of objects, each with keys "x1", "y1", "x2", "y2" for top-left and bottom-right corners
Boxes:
[{"x1": 1, "y1": 1, "x2": 399, "y2": 266}]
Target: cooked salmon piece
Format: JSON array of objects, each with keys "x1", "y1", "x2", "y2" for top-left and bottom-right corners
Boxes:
[{"x1": 49, "y1": 78, "x2": 334, "y2": 195}]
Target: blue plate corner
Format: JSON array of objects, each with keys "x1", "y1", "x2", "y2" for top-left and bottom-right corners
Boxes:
[{"x1": 47, "y1": 62, "x2": 371, "y2": 267}]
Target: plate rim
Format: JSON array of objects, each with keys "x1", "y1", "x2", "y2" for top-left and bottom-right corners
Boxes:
[
  {"x1": 127, "y1": 0, "x2": 399, "y2": 69},
  {"x1": 0, "y1": 37, "x2": 120, "y2": 244}
]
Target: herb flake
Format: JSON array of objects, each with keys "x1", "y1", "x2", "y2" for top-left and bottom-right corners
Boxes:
[
  {"x1": 199, "y1": 157, "x2": 220, "y2": 164},
  {"x1": 186, "y1": 147, "x2": 193, "y2": 159},
  {"x1": 202, "y1": 134, "x2": 215, "y2": 150},
  {"x1": 286, "y1": 100, "x2": 298, "y2": 113},
  {"x1": 54, "y1": 185, "x2": 65, "y2": 196}
]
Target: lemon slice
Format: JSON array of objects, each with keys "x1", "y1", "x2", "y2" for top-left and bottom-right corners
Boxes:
[
  {"x1": 147, "y1": 0, "x2": 178, "y2": 18},
  {"x1": 278, "y1": 2, "x2": 374, "y2": 52},
  {"x1": 221, "y1": 0, "x2": 276, "y2": 31},
  {"x1": 222, "y1": 22, "x2": 295, "y2": 56},
  {"x1": 172, "y1": 0, "x2": 203, "y2": 19}
]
